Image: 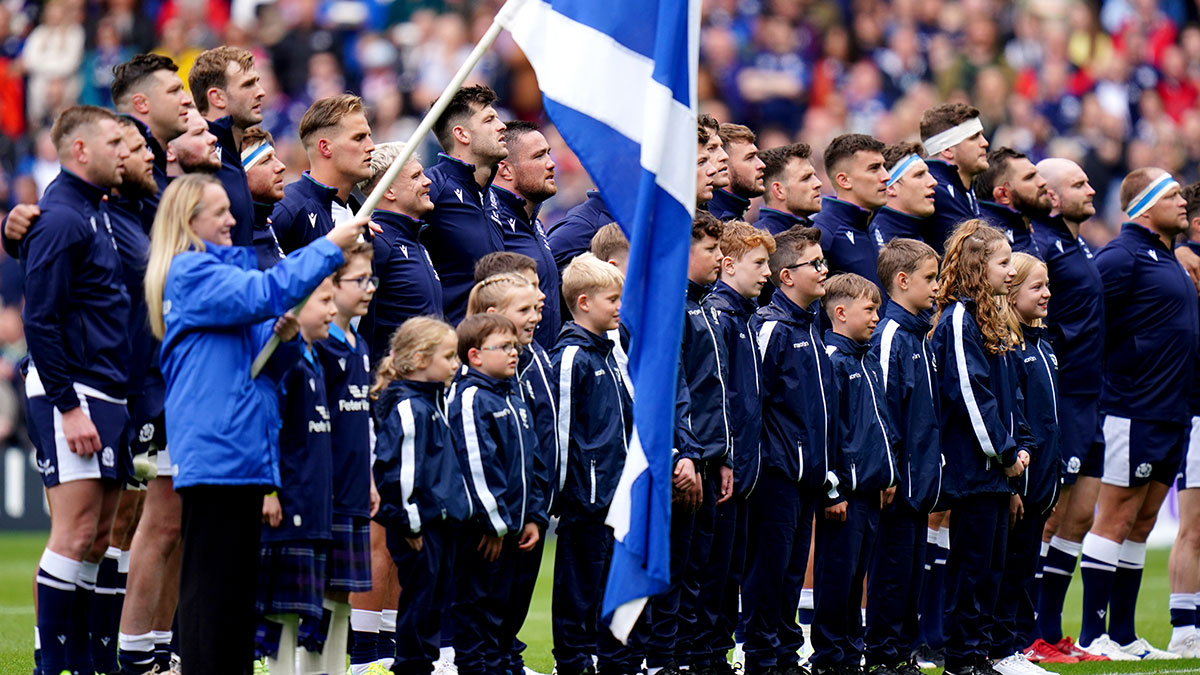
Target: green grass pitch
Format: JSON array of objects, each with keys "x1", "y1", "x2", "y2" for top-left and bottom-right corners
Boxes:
[{"x1": 0, "y1": 531, "x2": 1196, "y2": 674}]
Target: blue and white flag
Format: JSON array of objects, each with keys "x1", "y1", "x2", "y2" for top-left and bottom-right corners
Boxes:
[{"x1": 498, "y1": 0, "x2": 700, "y2": 642}]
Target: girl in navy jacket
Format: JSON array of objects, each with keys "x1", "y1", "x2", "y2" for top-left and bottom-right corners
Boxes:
[
  {"x1": 928, "y1": 219, "x2": 1031, "y2": 675},
  {"x1": 993, "y1": 252, "x2": 1063, "y2": 658},
  {"x1": 372, "y1": 316, "x2": 473, "y2": 675}
]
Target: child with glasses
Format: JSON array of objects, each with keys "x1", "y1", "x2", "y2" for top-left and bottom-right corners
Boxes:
[{"x1": 448, "y1": 313, "x2": 543, "y2": 675}]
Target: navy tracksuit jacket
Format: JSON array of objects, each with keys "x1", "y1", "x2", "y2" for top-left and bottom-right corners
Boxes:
[
  {"x1": 870, "y1": 206, "x2": 931, "y2": 244},
  {"x1": 925, "y1": 159, "x2": 981, "y2": 254},
  {"x1": 546, "y1": 190, "x2": 612, "y2": 271},
  {"x1": 21, "y1": 170, "x2": 132, "y2": 410},
  {"x1": 548, "y1": 322, "x2": 637, "y2": 675},
  {"x1": 755, "y1": 207, "x2": 813, "y2": 236},
  {"x1": 271, "y1": 172, "x2": 353, "y2": 254},
  {"x1": 208, "y1": 115, "x2": 256, "y2": 247},
  {"x1": 423, "y1": 154, "x2": 505, "y2": 324},
  {"x1": 489, "y1": 185, "x2": 563, "y2": 348},
  {"x1": 865, "y1": 301, "x2": 944, "y2": 666},
  {"x1": 741, "y1": 289, "x2": 839, "y2": 671},
  {"x1": 812, "y1": 197, "x2": 886, "y2": 298},
  {"x1": 812, "y1": 330, "x2": 897, "y2": 669},
  {"x1": 253, "y1": 201, "x2": 285, "y2": 270},
  {"x1": 359, "y1": 209, "x2": 444, "y2": 366},
  {"x1": 979, "y1": 200, "x2": 1042, "y2": 257},
  {"x1": 708, "y1": 189, "x2": 752, "y2": 221},
  {"x1": 372, "y1": 377, "x2": 473, "y2": 674},
  {"x1": 929, "y1": 299, "x2": 1030, "y2": 670},
  {"x1": 1095, "y1": 223, "x2": 1198, "y2": 424}
]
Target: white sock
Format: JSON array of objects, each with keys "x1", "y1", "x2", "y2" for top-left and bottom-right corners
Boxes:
[
  {"x1": 798, "y1": 588, "x2": 814, "y2": 612},
  {"x1": 1171, "y1": 624, "x2": 1197, "y2": 643},
  {"x1": 119, "y1": 631, "x2": 156, "y2": 653},
  {"x1": 648, "y1": 668, "x2": 663, "y2": 675},
  {"x1": 152, "y1": 629, "x2": 172, "y2": 649},
  {"x1": 937, "y1": 526, "x2": 950, "y2": 549},
  {"x1": 380, "y1": 609, "x2": 398, "y2": 633},
  {"x1": 298, "y1": 642, "x2": 325, "y2": 675},
  {"x1": 440, "y1": 646, "x2": 455, "y2": 662},
  {"x1": 267, "y1": 615, "x2": 299, "y2": 675},
  {"x1": 350, "y1": 608, "x2": 381, "y2": 633},
  {"x1": 325, "y1": 600, "x2": 351, "y2": 675}
]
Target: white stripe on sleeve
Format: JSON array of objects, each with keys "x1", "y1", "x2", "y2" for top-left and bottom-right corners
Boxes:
[
  {"x1": 397, "y1": 400, "x2": 421, "y2": 534},
  {"x1": 555, "y1": 346, "x2": 579, "y2": 492},
  {"x1": 461, "y1": 387, "x2": 509, "y2": 537},
  {"x1": 878, "y1": 320, "x2": 898, "y2": 393},
  {"x1": 952, "y1": 303, "x2": 998, "y2": 459}
]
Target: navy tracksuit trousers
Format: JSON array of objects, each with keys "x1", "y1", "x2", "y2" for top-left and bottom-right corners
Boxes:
[
  {"x1": 453, "y1": 528, "x2": 520, "y2": 675},
  {"x1": 551, "y1": 510, "x2": 640, "y2": 675},
  {"x1": 676, "y1": 465, "x2": 720, "y2": 664},
  {"x1": 641, "y1": 471, "x2": 701, "y2": 668},
  {"x1": 389, "y1": 521, "x2": 459, "y2": 675},
  {"x1": 988, "y1": 508, "x2": 1045, "y2": 657},
  {"x1": 695, "y1": 490, "x2": 746, "y2": 666},
  {"x1": 812, "y1": 494, "x2": 880, "y2": 669},
  {"x1": 742, "y1": 469, "x2": 817, "y2": 672},
  {"x1": 865, "y1": 504, "x2": 927, "y2": 667},
  {"x1": 502, "y1": 535, "x2": 545, "y2": 673},
  {"x1": 945, "y1": 494, "x2": 1009, "y2": 672}
]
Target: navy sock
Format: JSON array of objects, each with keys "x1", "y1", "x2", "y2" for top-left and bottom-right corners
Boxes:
[
  {"x1": 153, "y1": 631, "x2": 172, "y2": 672},
  {"x1": 36, "y1": 550, "x2": 80, "y2": 674},
  {"x1": 1108, "y1": 540, "x2": 1145, "y2": 645},
  {"x1": 349, "y1": 609, "x2": 380, "y2": 665},
  {"x1": 917, "y1": 528, "x2": 948, "y2": 648},
  {"x1": 69, "y1": 560, "x2": 99, "y2": 672},
  {"x1": 1037, "y1": 536, "x2": 1080, "y2": 644},
  {"x1": 1195, "y1": 592, "x2": 1200, "y2": 630},
  {"x1": 118, "y1": 632, "x2": 156, "y2": 673},
  {"x1": 1170, "y1": 593, "x2": 1197, "y2": 628},
  {"x1": 1079, "y1": 534, "x2": 1120, "y2": 645},
  {"x1": 91, "y1": 548, "x2": 122, "y2": 673}
]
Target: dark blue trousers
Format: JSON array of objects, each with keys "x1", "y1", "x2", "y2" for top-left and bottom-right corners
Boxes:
[
  {"x1": 641, "y1": 471, "x2": 699, "y2": 668},
  {"x1": 675, "y1": 465, "x2": 719, "y2": 665},
  {"x1": 694, "y1": 490, "x2": 745, "y2": 665},
  {"x1": 865, "y1": 504, "x2": 927, "y2": 667},
  {"x1": 453, "y1": 528, "x2": 520, "y2": 675},
  {"x1": 551, "y1": 509, "x2": 640, "y2": 675},
  {"x1": 945, "y1": 494, "x2": 1009, "y2": 672},
  {"x1": 988, "y1": 507, "x2": 1045, "y2": 657},
  {"x1": 812, "y1": 493, "x2": 880, "y2": 668},
  {"x1": 389, "y1": 520, "x2": 459, "y2": 675},
  {"x1": 502, "y1": 534, "x2": 544, "y2": 673},
  {"x1": 742, "y1": 469, "x2": 816, "y2": 672}
]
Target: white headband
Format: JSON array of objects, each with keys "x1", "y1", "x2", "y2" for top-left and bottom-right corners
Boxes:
[
  {"x1": 923, "y1": 117, "x2": 984, "y2": 157},
  {"x1": 241, "y1": 141, "x2": 273, "y2": 170},
  {"x1": 886, "y1": 154, "x2": 921, "y2": 187},
  {"x1": 1125, "y1": 171, "x2": 1179, "y2": 219}
]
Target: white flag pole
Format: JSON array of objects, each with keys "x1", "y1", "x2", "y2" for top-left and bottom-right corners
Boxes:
[{"x1": 250, "y1": 3, "x2": 515, "y2": 378}]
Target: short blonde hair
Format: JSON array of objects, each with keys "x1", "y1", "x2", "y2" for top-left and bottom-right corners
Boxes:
[
  {"x1": 371, "y1": 316, "x2": 456, "y2": 396},
  {"x1": 299, "y1": 94, "x2": 365, "y2": 149},
  {"x1": 562, "y1": 252, "x2": 624, "y2": 313},
  {"x1": 590, "y1": 222, "x2": 629, "y2": 262},
  {"x1": 359, "y1": 141, "x2": 419, "y2": 194},
  {"x1": 466, "y1": 272, "x2": 534, "y2": 316},
  {"x1": 823, "y1": 272, "x2": 882, "y2": 323}
]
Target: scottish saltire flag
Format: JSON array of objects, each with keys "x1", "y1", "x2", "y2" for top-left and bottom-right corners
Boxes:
[{"x1": 498, "y1": 0, "x2": 700, "y2": 642}]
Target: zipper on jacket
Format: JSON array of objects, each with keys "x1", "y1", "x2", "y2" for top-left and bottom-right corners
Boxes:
[
  {"x1": 745, "y1": 315, "x2": 763, "y2": 497},
  {"x1": 589, "y1": 459, "x2": 597, "y2": 504},
  {"x1": 505, "y1": 396, "x2": 529, "y2": 529},
  {"x1": 810, "y1": 323, "x2": 829, "y2": 481},
  {"x1": 862, "y1": 361, "x2": 896, "y2": 487},
  {"x1": 701, "y1": 309, "x2": 732, "y2": 461},
  {"x1": 607, "y1": 353, "x2": 629, "y2": 454},
  {"x1": 851, "y1": 463, "x2": 857, "y2": 492}
]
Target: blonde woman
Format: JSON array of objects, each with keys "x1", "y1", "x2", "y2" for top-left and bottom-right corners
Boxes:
[{"x1": 143, "y1": 173, "x2": 371, "y2": 674}]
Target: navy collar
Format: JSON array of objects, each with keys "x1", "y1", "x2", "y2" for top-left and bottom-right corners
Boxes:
[
  {"x1": 299, "y1": 171, "x2": 342, "y2": 205},
  {"x1": 558, "y1": 321, "x2": 616, "y2": 355},
  {"x1": 1120, "y1": 221, "x2": 1173, "y2": 252},
  {"x1": 710, "y1": 279, "x2": 759, "y2": 316},
  {"x1": 819, "y1": 196, "x2": 873, "y2": 231},
  {"x1": 884, "y1": 300, "x2": 933, "y2": 334},
  {"x1": 491, "y1": 184, "x2": 543, "y2": 223},
  {"x1": 876, "y1": 205, "x2": 928, "y2": 224},
  {"x1": 58, "y1": 169, "x2": 112, "y2": 207},
  {"x1": 253, "y1": 201, "x2": 275, "y2": 226},
  {"x1": 1022, "y1": 324, "x2": 1046, "y2": 342},
  {"x1": 926, "y1": 159, "x2": 970, "y2": 192},
  {"x1": 371, "y1": 209, "x2": 424, "y2": 242},
  {"x1": 460, "y1": 366, "x2": 516, "y2": 394},
  {"x1": 710, "y1": 189, "x2": 751, "y2": 216},
  {"x1": 980, "y1": 200, "x2": 1030, "y2": 229},
  {"x1": 765, "y1": 286, "x2": 819, "y2": 327},
  {"x1": 1031, "y1": 212, "x2": 1073, "y2": 238},
  {"x1": 208, "y1": 115, "x2": 241, "y2": 153},
  {"x1": 436, "y1": 152, "x2": 495, "y2": 190},
  {"x1": 687, "y1": 279, "x2": 713, "y2": 303},
  {"x1": 824, "y1": 329, "x2": 870, "y2": 356}
]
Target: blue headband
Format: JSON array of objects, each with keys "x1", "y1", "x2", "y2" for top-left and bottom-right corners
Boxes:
[
  {"x1": 1125, "y1": 172, "x2": 1178, "y2": 219},
  {"x1": 241, "y1": 141, "x2": 272, "y2": 170},
  {"x1": 886, "y1": 154, "x2": 921, "y2": 188}
]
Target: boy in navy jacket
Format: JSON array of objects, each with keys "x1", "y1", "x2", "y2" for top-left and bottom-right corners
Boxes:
[
  {"x1": 449, "y1": 314, "x2": 545, "y2": 675},
  {"x1": 744, "y1": 227, "x2": 839, "y2": 674},
  {"x1": 812, "y1": 273, "x2": 898, "y2": 675},
  {"x1": 698, "y1": 221, "x2": 776, "y2": 668},
  {"x1": 549, "y1": 253, "x2": 636, "y2": 675},
  {"x1": 866, "y1": 238, "x2": 944, "y2": 674}
]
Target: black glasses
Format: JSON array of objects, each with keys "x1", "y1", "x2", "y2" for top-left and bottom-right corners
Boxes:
[
  {"x1": 340, "y1": 275, "x2": 379, "y2": 289},
  {"x1": 783, "y1": 257, "x2": 827, "y2": 272}
]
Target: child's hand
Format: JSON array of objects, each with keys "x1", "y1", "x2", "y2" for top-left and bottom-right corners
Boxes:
[
  {"x1": 672, "y1": 458, "x2": 698, "y2": 492},
  {"x1": 273, "y1": 311, "x2": 299, "y2": 342},
  {"x1": 405, "y1": 535, "x2": 424, "y2": 551},
  {"x1": 518, "y1": 523, "x2": 541, "y2": 551},
  {"x1": 479, "y1": 534, "x2": 504, "y2": 562},
  {"x1": 262, "y1": 494, "x2": 282, "y2": 528},
  {"x1": 882, "y1": 485, "x2": 897, "y2": 507},
  {"x1": 1009, "y1": 494, "x2": 1024, "y2": 527},
  {"x1": 824, "y1": 500, "x2": 848, "y2": 522},
  {"x1": 1004, "y1": 450, "x2": 1030, "y2": 477},
  {"x1": 717, "y1": 465, "x2": 734, "y2": 505}
]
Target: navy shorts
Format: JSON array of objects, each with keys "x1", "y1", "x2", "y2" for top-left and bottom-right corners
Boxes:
[
  {"x1": 1176, "y1": 416, "x2": 1200, "y2": 490},
  {"x1": 256, "y1": 541, "x2": 328, "y2": 623},
  {"x1": 326, "y1": 513, "x2": 372, "y2": 592},
  {"x1": 1101, "y1": 415, "x2": 1186, "y2": 488},
  {"x1": 1058, "y1": 394, "x2": 1104, "y2": 485},
  {"x1": 129, "y1": 381, "x2": 167, "y2": 456},
  {"x1": 27, "y1": 383, "x2": 130, "y2": 488}
]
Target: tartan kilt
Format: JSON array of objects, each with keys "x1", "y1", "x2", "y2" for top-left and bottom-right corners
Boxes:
[
  {"x1": 326, "y1": 513, "x2": 372, "y2": 592},
  {"x1": 256, "y1": 541, "x2": 327, "y2": 622}
]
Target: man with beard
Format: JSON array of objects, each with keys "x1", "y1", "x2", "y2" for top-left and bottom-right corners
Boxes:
[
  {"x1": 189, "y1": 46, "x2": 266, "y2": 246},
  {"x1": 812, "y1": 133, "x2": 891, "y2": 296},
  {"x1": 976, "y1": 148, "x2": 1050, "y2": 257},
  {"x1": 271, "y1": 95, "x2": 375, "y2": 253},
  {"x1": 489, "y1": 120, "x2": 561, "y2": 346},
  {"x1": 167, "y1": 106, "x2": 222, "y2": 175},
  {"x1": 24, "y1": 105, "x2": 132, "y2": 675},
  {"x1": 240, "y1": 125, "x2": 288, "y2": 270},
  {"x1": 919, "y1": 103, "x2": 990, "y2": 254},
  {"x1": 424, "y1": 84, "x2": 508, "y2": 323},
  {"x1": 756, "y1": 143, "x2": 823, "y2": 235},
  {"x1": 1076, "y1": 169, "x2": 1197, "y2": 661},
  {"x1": 871, "y1": 141, "x2": 939, "y2": 244},
  {"x1": 708, "y1": 123, "x2": 766, "y2": 222}
]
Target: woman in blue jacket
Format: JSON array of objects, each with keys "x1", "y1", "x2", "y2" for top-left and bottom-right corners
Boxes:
[{"x1": 143, "y1": 174, "x2": 370, "y2": 675}]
